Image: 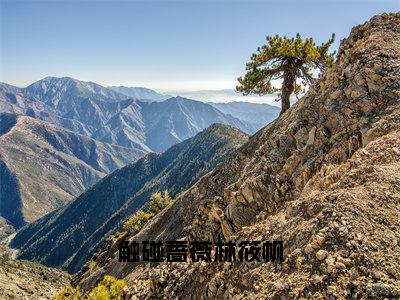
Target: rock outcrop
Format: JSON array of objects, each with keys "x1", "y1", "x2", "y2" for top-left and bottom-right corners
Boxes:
[{"x1": 76, "y1": 13, "x2": 400, "y2": 299}]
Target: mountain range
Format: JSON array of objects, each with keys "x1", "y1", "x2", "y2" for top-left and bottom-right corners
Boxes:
[
  {"x1": 111, "y1": 86, "x2": 281, "y2": 132},
  {"x1": 172, "y1": 89, "x2": 280, "y2": 105},
  {"x1": 0, "y1": 77, "x2": 258, "y2": 153},
  {"x1": 0, "y1": 76, "x2": 275, "y2": 231},
  {"x1": 109, "y1": 86, "x2": 281, "y2": 128},
  {"x1": 1, "y1": 12, "x2": 399, "y2": 300},
  {"x1": 11, "y1": 124, "x2": 248, "y2": 273}
]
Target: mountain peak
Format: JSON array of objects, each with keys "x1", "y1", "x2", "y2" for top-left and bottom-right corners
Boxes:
[
  {"x1": 201, "y1": 122, "x2": 243, "y2": 136},
  {"x1": 24, "y1": 76, "x2": 128, "y2": 104},
  {"x1": 30, "y1": 76, "x2": 82, "y2": 89}
]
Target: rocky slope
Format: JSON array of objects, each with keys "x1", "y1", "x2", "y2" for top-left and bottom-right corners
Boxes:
[
  {"x1": 75, "y1": 13, "x2": 400, "y2": 299},
  {"x1": 11, "y1": 124, "x2": 248, "y2": 274},
  {"x1": 0, "y1": 248, "x2": 70, "y2": 300},
  {"x1": 0, "y1": 113, "x2": 144, "y2": 230},
  {"x1": 1, "y1": 77, "x2": 254, "y2": 152}
]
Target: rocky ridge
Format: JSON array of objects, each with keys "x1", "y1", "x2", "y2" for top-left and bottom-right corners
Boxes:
[{"x1": 76, "y1": 13, "x2": 400, "y2": 299}]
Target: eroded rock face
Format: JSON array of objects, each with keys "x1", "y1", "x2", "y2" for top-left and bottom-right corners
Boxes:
[{"x1": 77, "y1": 13, "x2": 400, "y2": 299}]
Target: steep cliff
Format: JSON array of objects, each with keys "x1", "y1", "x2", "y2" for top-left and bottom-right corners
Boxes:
[{"x1": 76, "y1": 13, "x2": 400, "y2": 299}]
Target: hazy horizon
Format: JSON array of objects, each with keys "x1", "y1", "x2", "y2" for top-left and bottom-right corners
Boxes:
[{"x1": 0, "y1": 75, "x2": 281, "y2": 105}]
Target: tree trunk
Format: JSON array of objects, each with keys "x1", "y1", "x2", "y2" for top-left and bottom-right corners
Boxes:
[{"x1": 280, "y1": 67, "x2": 296, "y2": 115}]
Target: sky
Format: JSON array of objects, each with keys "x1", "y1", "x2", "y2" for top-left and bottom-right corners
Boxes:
[{"x1": 0, "y1": 0, "x2": 399, "y2": 102}]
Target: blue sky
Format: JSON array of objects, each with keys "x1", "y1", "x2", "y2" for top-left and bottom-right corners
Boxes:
[{"x1": 1, "y1": 0, "x2": 399, "y2": 93}]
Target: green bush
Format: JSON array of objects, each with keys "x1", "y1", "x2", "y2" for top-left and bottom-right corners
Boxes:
[
  {"x1": 122, "y1": 190, "x2": 173, "y2": 235},
  {"x1": 122, "y1": 210, "x2": 153, "y2": 234},
  {"x1": 54, "y1": 275, "x2": 126, "y2": 300},
  {"x1": 88, "y1": 275, "x2": 126, "y2": 300},
  {"x1": 147, "y1": 190, "x2": 173, "y2": 215}
]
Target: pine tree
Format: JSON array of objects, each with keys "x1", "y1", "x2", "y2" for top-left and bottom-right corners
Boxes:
[{"x1": 237, "y1": 33, "x2": 336, "y2": 114}]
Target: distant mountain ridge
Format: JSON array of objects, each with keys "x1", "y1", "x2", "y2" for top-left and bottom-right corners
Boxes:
[
  {"x1": 209, "y1": 101, "x2": 280, "y2": 129},
  {"x1": 173, "y1": 89, "x2": 280, "y2": 105},
  {"x1": 0, "y1": 77, "x2": 257, "y2": 152},
  {"x1": 11, "y1": 124, "x2": 249, "y2": 273},
  {"x1": 109, "y1": 86, "x2": 170, "y2": 102},
  {"x1": 139, "y1": 97, "x2": 255, "y2": 152},
  {"x1": 25, "y1": 76, "x2": 128, "y2": 105}
]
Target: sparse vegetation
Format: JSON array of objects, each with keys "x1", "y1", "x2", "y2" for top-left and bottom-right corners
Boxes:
[
  {"x1": 86, "y1": 259, "x2": 96, "y2": 271},
  {"x1": 123, "y1": 190, "x2": 173, "y2": 235},
  {"x1": 122, "y1": 210, "x2": 153, "y2": 234},
  {"x1": 147, "y1": 190, "x2": 173, "y2": 215},
  {"x1": 54, "y1": 275, "x2": 126, "y2": 300},
  {"x1": 88, "y1": 275, "x2": 127, "y2": 300}
]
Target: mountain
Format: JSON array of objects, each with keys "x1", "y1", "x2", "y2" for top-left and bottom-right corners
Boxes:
[
  {"x1": 1, "y1": 78, "x2": 254, "y2": 152},
  {"x1": 109, "y1": 86, "x2": 170, "y2": 102},
  {"x1": 140, "y1": 97, "x2": 255, "y2": 152},
  {"x1": 0, "y1": 113, "x2": 144, "y2": 230},
  {"x1": 110, "y1": 87, "x2": 281, "y2": 128},
  {"x1": 71, "y1": 13, "x2": 400, "y2": 299},
  {"x1": 0, "y1": 77, "x2": 151, "y2": 152},
  {"x1": 11, "y1": 124, "x2": 249, "y2": 273},
  {"x1": 25, "y1": 76, "x2": 128, "y2": 106},
  {"x1": 210, "y1": 101, "x2": 280, "y2": 130}
]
